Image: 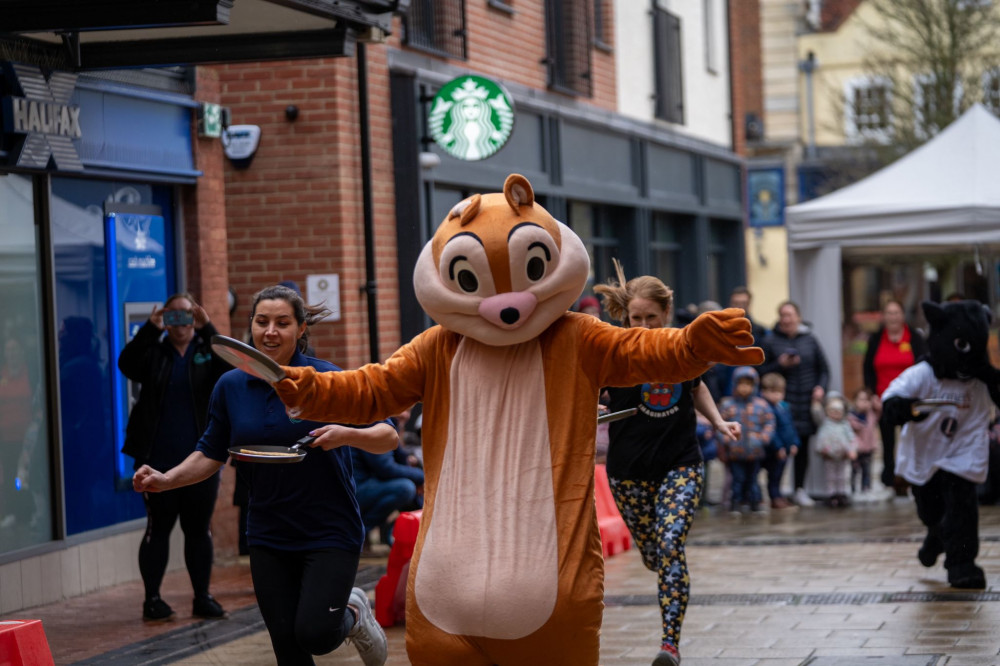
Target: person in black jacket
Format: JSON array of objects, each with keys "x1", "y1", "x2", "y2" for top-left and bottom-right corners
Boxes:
[
  {"x1": 758, "y1": 300, "x2": 830, "y2": 507},
  {"x1": 118, "y1": 292, "x2": 230, "y2": 622}
]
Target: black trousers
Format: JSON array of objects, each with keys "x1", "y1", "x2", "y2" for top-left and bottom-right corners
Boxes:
[
  {"x1": 249, "y1": 545, "x2": 360, "y2": 666},
  {"x1": 139, "y1": 473, "x2": 219, "y2": 600},
  {"x1": 912, "y1": 469, "x2": 980, "y2": 571}
]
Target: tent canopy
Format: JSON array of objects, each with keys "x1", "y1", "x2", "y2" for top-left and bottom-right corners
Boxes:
[
  {"x1": 783, "y1": 104, "x2": 1000, "y2": 394},
  {"x1": 787, "y1": 104, "x2": 1000, "y2": 250}
]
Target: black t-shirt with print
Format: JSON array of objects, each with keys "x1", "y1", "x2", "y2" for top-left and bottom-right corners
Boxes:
[{"x1": 605, "y1": 377, "x2": 703, "y2": 481}]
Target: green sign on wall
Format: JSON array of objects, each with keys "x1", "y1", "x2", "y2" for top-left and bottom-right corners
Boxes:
[{"x1": 428, "y1": 75, "x2": 515, "y2": 161}]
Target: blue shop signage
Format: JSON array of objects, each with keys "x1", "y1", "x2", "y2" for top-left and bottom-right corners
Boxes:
[{"x1": 1, "y1": 62, "x2": 84, "y2": 171}]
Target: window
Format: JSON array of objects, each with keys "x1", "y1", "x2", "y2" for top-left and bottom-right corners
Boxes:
[
  {"x1": 0, "y1": 174, "x2": 53, "y2": 553},
  {"x1": 983, "y1": 69, "x2": 1000, "y2": 116},
  {"x1": 568, "y1": 202, "x2": 622, "y2": 289},
  {"x1": 650, "y1": 213, "x2": 681, "y2": 292},
  {"x1": 844, "y1": 77, "x2": 891, "y2": 142},
  {"x1": 913, "y1": 73, "x2": 960, "y2": 138},
  {"x1": 544, "y1": 0, "x2": 593, "y2": 96},
  {"x1": 653, "y1": 7, "x2": 684, "y2": 123},
  {"x1": 405, "y1": 0, "x2": 467, "y2": 59},
  {"x1": 593, "y1": 0, "x2": 610, "y2": 49}
]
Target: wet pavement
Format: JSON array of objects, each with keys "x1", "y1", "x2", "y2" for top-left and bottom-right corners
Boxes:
[{"x1": 4, "y1": 486, "x2": 1000, "y2": 665}]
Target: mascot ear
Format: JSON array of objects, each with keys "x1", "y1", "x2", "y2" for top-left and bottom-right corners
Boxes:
[
  {"x1": 504, "y1": 173, "x2": 534, "y2": 213},
  {"x1": 983, "y1": 303, "x2": 994, "y2": 325},
  {"x1": 922, "y1": 301, "x2": 947, "y2": 330}
]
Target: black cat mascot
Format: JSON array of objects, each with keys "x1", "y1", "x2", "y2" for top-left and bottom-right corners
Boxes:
[{"x1": 882, "y1": 300, "x2": 998, "y2": 589}]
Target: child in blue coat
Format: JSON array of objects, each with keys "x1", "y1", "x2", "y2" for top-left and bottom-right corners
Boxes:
[{"x1": 759, "y1": 372, "x2": 800, "y2": 510}]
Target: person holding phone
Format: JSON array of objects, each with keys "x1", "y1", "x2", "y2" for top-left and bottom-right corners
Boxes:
[
  {"x1": 118, "y1": 292, "x2": 230, "y2": 622},
  {"x1": 758, "y1": 300, "x2": 830, "y2": 507}
]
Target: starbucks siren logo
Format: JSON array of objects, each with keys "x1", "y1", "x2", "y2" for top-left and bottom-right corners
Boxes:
[{"x1": 428, "y1": 76, "x2": 514, "y2": 161}]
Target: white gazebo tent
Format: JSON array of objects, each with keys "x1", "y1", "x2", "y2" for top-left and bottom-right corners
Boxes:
[{"x1": 786, "y1": 103, "x2": 1000, "y2": 393}]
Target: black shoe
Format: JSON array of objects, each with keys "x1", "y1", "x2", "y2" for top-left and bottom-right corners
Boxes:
[
  {"x1": 948, "y1": 563, "x2": 987, "y2": 590},
  {"x1": 193, "y1": 594, "x2": 229, "y2": 619},
  {"x1": 918, "y1": 533, "x2": 944, "y2": 567},
  {"x1": 143, "y1": 596, "x2": 176, "y2": 622}
]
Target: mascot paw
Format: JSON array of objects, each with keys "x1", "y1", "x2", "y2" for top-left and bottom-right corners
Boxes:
[
  {"x1": 881, "y1": 397, "x2": 928, "y2": 426},
  {"x1": 687, "y1": 308, "x2": 764, "y2": 367}
]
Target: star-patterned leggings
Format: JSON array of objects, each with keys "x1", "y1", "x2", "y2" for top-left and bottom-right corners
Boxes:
[{"x1": 608, "y1": 464, "x2": 704, "y2": 649}]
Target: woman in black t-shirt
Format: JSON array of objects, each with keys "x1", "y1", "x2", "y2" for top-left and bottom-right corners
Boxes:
[{"x1": 595, "y1": 260, "x2": 739, "y2": 666}]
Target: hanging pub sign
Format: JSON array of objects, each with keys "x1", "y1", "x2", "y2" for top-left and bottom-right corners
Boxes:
[
  {"x1": 427, "y1": 75, "x2": 515, "y2": 161},
  {"x1": 1, "y1": 62, "x2": 84, "y2": 171}
]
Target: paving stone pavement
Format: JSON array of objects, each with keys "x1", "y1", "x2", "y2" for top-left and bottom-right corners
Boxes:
[{"x1": 4, "y1": 494, "x2": 1000, "y2": 665}]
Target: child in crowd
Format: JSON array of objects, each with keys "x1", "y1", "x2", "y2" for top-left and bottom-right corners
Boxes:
[
  {"x1": 849, "y1": 387, "x2": 879, "y2": 498},
  {"x1": 814, "y1": 395, "x2": 856, "y2": 507},
  {"x1": 718, "y1": 366, "x2": 775, "y2": 514},
  {"x1": 759, "y1": 372, "x2": 800, "y2": 510}
]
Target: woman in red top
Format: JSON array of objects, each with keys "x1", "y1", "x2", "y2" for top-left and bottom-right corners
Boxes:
[{"x1": 862, "y1": 300, "x2": 927, "y2": 491}]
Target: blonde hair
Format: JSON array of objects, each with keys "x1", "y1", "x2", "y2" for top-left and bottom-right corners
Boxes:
[
  {"x1": 593, "y1": 258, "x2": 673, "y2": 325},
  {"x1": 760, "y1": 372, "x2": 786, "y2": 392}
]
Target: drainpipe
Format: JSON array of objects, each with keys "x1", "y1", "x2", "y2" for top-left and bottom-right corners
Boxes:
[
  {"x1": 799, "y1": 50, "x2": 818, "y2": 160},
  {"x1": 357, "y1": 41, "x2": 380, "y2": 364}
]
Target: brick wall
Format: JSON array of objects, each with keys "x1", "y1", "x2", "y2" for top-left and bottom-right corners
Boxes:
[
  {"x1": 386, "y1": 4, "x2": 617, "y2": 110},
  {"x1": 729, "y1": 0, "x2": 762, "y2": 156},
  {"x1": 183, "y1": 66, "x2": 239, "y2": 557},
  {"x1": 216, "y1": 49, "x2": 400, "y2": 372}
]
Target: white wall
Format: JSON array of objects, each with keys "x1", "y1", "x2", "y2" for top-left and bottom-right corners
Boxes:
[{"x1": 614, "y1": 0, "x2": 733, "y2": 146}]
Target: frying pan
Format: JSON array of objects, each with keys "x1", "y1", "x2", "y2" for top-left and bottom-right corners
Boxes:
[
  {"x1": 228, "y1": 435, "x2": 315, "y2": 464},
  {"x1": 212, "y1": 335, "x2": 286, "y2": 383},
  {"x1": 597, "y1": 408, "x2": 637, "y2": 424},
  {"x1": 911, "y1": 398, "x2": 961, "y2": 416}
]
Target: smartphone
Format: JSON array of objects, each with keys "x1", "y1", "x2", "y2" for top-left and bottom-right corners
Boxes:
[
  {"x1": 163, "y1": 310, "x2": 194, "y2": 327},
  {"x1": 786, "y1": 348, "x2": 799, "y2": 358}
]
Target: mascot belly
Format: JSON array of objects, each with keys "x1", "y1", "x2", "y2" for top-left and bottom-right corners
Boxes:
[{"x1": 273, "y1": 174, "x2": 763, "y2": 664}]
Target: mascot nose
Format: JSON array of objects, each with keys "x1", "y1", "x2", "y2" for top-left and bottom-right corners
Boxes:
[{"x1": 479, "y1": 292, "x2": 538, "y2": 329}]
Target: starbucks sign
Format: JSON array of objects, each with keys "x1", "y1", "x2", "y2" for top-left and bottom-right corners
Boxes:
[{"x1": 428, "y1": 76, "x2": 514, "y2": 161}]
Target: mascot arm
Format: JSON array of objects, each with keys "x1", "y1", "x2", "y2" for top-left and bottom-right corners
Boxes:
[
  {"x1": 588, "y1": 308, "x2": 763, "y2": 387},
  {"x1": 881, "y1": 396, "x2": 929, "y2": 426},
  {"x1": 272, "y1": 334, "x2": 430, "y2": 424}
]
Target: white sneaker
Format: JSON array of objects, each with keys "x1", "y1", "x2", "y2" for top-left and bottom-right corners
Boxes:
[
  {"x1": 793, "y1": 488, "x2": 816, "y2": 507},
  {"x1": 347, "y1": 587, "x2": 387, "y2": 666}
]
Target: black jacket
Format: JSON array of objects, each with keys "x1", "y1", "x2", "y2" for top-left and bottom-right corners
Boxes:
[
  {"x1": 862, "y1": 325, "x2": 927, "y2": 394},
  {"x1": 117, "y1": 320, "x2": 228, "y2": 463},
  {"x1": 758, "y1": 326, "x2": 829, "y2": 436}
]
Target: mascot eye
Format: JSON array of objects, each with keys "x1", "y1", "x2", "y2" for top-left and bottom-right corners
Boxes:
[
  {"x1": 954, "y1": 338, "x2": 971, "y2": 353},
  {"x1": 525, "y1": 243, "x2": 551, "y2": 282},
  {"x1": 448, "y1": 256, "x2": 480, "y2": 293},
  {"x1": 457, "y1": 270, "x2": 479, "y2": 293}
]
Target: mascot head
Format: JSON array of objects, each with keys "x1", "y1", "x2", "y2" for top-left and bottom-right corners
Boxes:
[
  {"x1": 922, "y1": 299, "x2": 992, "y2": 380},
  {"x1": 413, "y1": 174, "x2": 590, "y2": 346}
]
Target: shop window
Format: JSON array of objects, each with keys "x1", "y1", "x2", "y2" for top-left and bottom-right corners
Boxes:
[
  {"x1": 568, "y1": 202, "x2": 622, "y2": 292},
  {"x1": 51, "y1": 177, "x2": 175, "y2": 536},
  {"x1": 653, "y1": 7, "x2": 684, "y2": 123},
  {"x1": 0, "y1": 174, "x2": 53, "y2": 553},
  {"x1": 708, "y1": 219, "x2": 741, "y2": 304},
  {"x1": 405, "y1": 0, "x2": 467, "y2": 59},
  {"x1": 650, "y1": 213, "x2": 681, "y2": 295},
  {"x1": 544, "y1": 0, "x2": 593, "y2": 96}
]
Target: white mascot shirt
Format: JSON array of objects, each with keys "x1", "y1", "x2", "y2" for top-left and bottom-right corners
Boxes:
[{"x1": 882, "y1": 361, "x2": 991, "y2": 485}]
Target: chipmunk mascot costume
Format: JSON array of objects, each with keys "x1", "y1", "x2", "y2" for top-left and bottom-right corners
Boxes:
[
  {"x1": 273, "y1": 174, "x2": 763, "y2": 664},
  {"x1": 882, "y1": 300, "x2": 999, "y2": 589}
]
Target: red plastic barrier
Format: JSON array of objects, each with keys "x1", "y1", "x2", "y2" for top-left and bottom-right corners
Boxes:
[
  {"x1": 374, "y1": 510, "x2": 421, "y2": 628},
  {"x1": 0, "y1": 620, "x2": 54, "y2": 666},
  {"x1": 594, "y1": 464, "x2": 632, "y2": 558}
]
